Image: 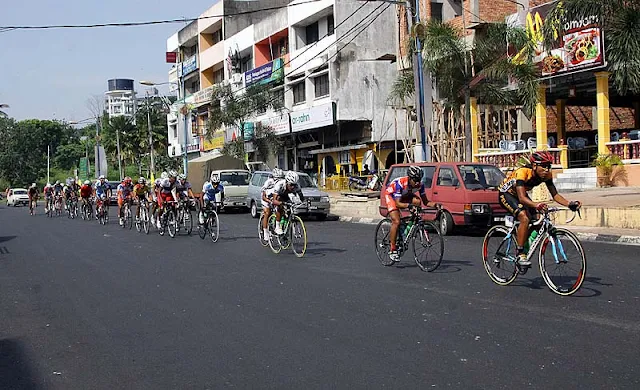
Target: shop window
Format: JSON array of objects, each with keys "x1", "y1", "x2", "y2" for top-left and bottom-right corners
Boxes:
[
  {"x1": 293, "y1": 82, "x2": 305, "y2": 105},
  {"x1": 314, "y1": 74, "x2": 329, "y2": 98}
]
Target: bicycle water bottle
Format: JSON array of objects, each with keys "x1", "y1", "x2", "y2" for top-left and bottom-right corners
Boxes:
[
  {"x1": 527, "y1": 230, "x2": 538, "y2": 251},
  {"x1": 403, "y1": 221, "x2": 413, "y2": 237},
  {"x1": 398, "y1": 222, "x2": 406, "y2": 241}
]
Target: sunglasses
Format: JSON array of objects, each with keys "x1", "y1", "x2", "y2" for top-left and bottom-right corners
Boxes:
[{"x1": 537, "y1": 163, "x2": 552, "y2": 170}]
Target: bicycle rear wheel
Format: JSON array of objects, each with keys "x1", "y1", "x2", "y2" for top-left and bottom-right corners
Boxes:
[
  {"x1": 258, "y1": 213, "x2": 268, "y2": 246},
  {"x1": 412, "y1": 221, "x2": 444, "y2": 272},
  {"x1": 482, "y1": 225, "x2": 519, "y2": 286},
  {"x1": 290, "y1": 216, "x2": 307, "y2": 258},
  {"x1": 209, "y1": 211, "x2": 219, "y2": 242},
  {"x1": 539, "y1": 228, "x2": 586, "y2": 296},
  {"x1": 374, "y1": 218, "x2": 394, "y2": 266}
]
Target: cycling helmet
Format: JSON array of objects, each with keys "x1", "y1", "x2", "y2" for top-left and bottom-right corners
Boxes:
[
  {"x1": 285, "y1": 171, "x2": 299, "y2": 184},
  {"x1": 46, "y1": 183, "x2": 52, "y2": 188},
  {"x1": 168, "y1": 170, "x2": 178, "y2": 178},
  {"x1": 178, "y1": 174, "x2": 187, "y2": 181},
  {"x1": 272, "y1": 168, "x2": 284, "y2": 179},
  {"x1": 210, "y1": 171, "x2": 217, "y2": 182},
  {"x1": 55, "y1": 180, "x2": 60, "y2": 185},
  {"x1": 124, "y1": 176, "x2": 132, "y2": 184},
  {"x1": 31, "y1": 183, "x2": 36, "y2": 188},
  {"x1": 138, "y1": 177, "x2": 146, "y2": 184},
  {"x1": 69, "y1": 177, "x2": 76, "y2": 184},
  {"x1": 84, "y1": 180, "x2": 91, "y2": 185},
  {"x1": 407, "y1": 165, "x2": 423, "y2": 182},
  {"x1": 211, "y1": 174, "x2": 220, "y2": 184},
  {"x1": 530, "y1": 151, "x2": 554, "y2": 165},
  {"x1": 161, "y1": 171, "x2": 168, "y2": 179},
  {"x1": 99, "y1": 175, "x2": 106, "y2": 180}
]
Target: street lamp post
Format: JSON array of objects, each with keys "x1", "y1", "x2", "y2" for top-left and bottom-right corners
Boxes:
[{"x1": 145, "y1": 90, "x2": 155, "y2": 177}]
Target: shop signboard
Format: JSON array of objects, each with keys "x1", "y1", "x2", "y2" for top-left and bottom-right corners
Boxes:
[
  {"x1": 245, "y1": 58, "x2": 284, "y2": 86},
  {"x1": 514, "y1": 1, "x2": 605, "y2": 78},
  {"x1": 201, "y1": 129, "x2": 225, "y2": 151},
  {"x1": 291, "y1": 102, "x2": 335, "y2": 132},
  {"x1": 180, "y1": 55, "x2": 198, "y2": 77},
  {"x1": 194, "y1": 85, "x2": 214, "y2": 106},
  {"x1": 258, "y1": 113, "x2": 290, "y2": 136}
]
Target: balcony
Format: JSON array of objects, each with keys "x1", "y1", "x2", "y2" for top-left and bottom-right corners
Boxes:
[
  {"x1": 288, "y1": 35, "x2": 335, "y2": 75},
  {"x1": 199, "y1": 41, "x2": 225, "y2": 71},
  {"x1": 475, "y1": 148, "x2": 564, "y2": 170},
  {"x1": 607, "y1": 139, "x2": 640, "y2": 164}
]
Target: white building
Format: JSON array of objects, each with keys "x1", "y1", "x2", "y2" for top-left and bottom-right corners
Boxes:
[{"x1": 105, "y1": 79, "x2": 137, "y2": 118}]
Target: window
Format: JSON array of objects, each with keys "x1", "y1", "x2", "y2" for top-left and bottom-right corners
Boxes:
[
  {"x1": 430, "y1": 3, "x2": 443, "y2": 22},
  {"x1": 314, "y1": 74, "x2": 329, "y2": 98},
  {"x1": 172, "y1": 125, "x2": 177, "y2": 139},
  {"x1": 251, "y1": 173, "x2": 267, "y2": 186},
  {"x1": 437, "y1": 167, "x2": 459, "y2": 187},
  {"x1": 271, "y1": 87, "x2": 285, "y2": 109},
  {"x1": 191, "y1": 116, "x2": 198, "y2": 136},
  {"x1": 457, "y1": 164, "x2": 506, "y2": 189},
  {"x1": 214, "y1": 68, "x2": 224, "y2": 84},
  {"x1": 293, "y1": 82, "x2": 305, "y2": 105},
  {"x1": 212, "y1": 29, "x2": 222, "y2": 45},
  {"x1": 387, "y1": 166, "x2": 435, "y2": 188},
  {"x1": 240, "y1": 55, "x2": 252, "y2": 73},
  {"x1": 306, "y1": 22, "x2": 319, "y2": 45},
  {"x1": 220, "y1": 172, "x2": 250, "y2": 186},
  {"x1": 328, "y1": 15, "x2": 335, "y2": 36}
]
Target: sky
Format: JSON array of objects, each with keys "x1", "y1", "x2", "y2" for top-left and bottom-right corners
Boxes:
[{"x1": 0, "y1": 0, "x2": 218, "y2": 122}]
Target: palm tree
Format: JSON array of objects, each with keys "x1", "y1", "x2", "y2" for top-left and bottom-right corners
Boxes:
[
  {"x1": 402, "y1": 20, "x2": 539, "y2": 161},
  {"x1": 0, "y1": 104, "x2": 9, "y2": 117},
  {"x1": 543, "y1": 0, "x2": 640, "y2": 96}
]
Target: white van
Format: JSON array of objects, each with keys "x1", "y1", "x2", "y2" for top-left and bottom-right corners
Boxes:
[{"x1": 211, "y1": 169, "x2": 251, "y2": 212}]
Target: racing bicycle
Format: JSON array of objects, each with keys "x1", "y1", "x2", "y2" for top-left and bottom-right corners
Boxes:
[
  {"x1": 197, "y1": 201, "x2": 221, "y2": 242},
  {"x1": 135, "y1": 197, "x2": 151, "y2": 234},
  {"x1": 266, "y1": 201, "x2": 308, "y2": 258}
]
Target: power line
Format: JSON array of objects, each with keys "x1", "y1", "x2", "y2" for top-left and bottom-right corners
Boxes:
[{"x1": 0, "y1": 0, "x2": 323, "y2": 30}]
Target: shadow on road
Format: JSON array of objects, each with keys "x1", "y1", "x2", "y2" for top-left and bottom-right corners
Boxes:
[
  {"x1": 0, "y1": 338, "x2": 42, "y2": 390},
  {"x1": 432, "y1": 259, "x2": 476, "y2": 273},
  {"x1": 512, "y1": 276, "x2": 606, "y2": 297},
  {"x1": 0, "y1": 236, "x2": 17, "y2": 243},
  {"x1": 303, "y1": 246, "x2": 348, "y2": 258}
]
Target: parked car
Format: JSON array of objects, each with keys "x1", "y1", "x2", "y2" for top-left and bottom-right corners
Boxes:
[
  {"x1": 379, "y1": 163, "x2": 507, "y2": 235},
  {"x1": 213, "y1": 169, "x2": 251, "y2": 211},
  {"x1": 247, "y1": 171, "x2": 331, "y2": 220},
  {"x1": 6, "y1": 188, "x2": 30, "y2": 207}
]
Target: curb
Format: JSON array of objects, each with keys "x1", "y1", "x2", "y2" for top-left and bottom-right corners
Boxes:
[{"x1": 335, "y1": 216, "x2": 640, "y2": 246}]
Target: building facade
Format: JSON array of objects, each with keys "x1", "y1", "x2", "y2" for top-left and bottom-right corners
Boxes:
[{"x1": 105, "y1": 79, "x2": 137, "y2": 118}]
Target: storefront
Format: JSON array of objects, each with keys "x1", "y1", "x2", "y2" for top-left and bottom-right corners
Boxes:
[{"x1": 289, "y1": 102, "x2": 336, "y2": 177}]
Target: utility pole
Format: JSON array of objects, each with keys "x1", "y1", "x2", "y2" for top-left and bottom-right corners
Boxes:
[
  {"x1": 146, "y1": 91, "x2": 155, "y2": 176},
  {"x1": 180, "y1": 58, "x2": 189, "y2": 176},
  {"x1": 115, "y1": 123, "x2": 123, "y2": 180},
  {"x1": 95, "y1": 117, "x2": 101, "y2": 178}
]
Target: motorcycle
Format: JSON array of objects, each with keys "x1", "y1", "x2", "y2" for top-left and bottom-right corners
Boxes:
[{"x1": 348, "y1": 170, "x2": 382, "y2": 192}]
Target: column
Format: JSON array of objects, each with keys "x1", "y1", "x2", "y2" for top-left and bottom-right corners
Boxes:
[
  {"x1": 556, "y1": 99, "x2": 566, "y2": 145},
  {"x1": 470, "y1": 97, "x2": 479, "y2": 161},
  {"x1": 536, "y1": 85, "x2": 548, "y2": 150},
  {"x1": 633, "y1": 101, "x2": 640, "y2": 129},
  {"x1": 595, "y1": 72, "x2": 611, "y2": 155}
]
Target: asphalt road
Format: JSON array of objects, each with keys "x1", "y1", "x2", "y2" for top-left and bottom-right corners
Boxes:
[{"x1": 0, "y1": 204, "x2": 639, "y2": 389}]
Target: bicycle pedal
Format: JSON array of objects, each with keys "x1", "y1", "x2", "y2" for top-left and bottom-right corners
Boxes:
[{"x1": 517, "y1": 265, "x2": 530, "y2": 275}]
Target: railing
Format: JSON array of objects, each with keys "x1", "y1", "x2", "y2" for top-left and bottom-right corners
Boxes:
[
  {"x1": 606, "y1": 140, "x2": 640, "y2": 163},
  {"x1": 475, "y1": 148, "x2": 563, "y2": 169}
]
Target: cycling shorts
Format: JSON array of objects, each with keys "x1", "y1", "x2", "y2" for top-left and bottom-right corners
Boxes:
[{"x1": 499, "y1": 192, "x2": 534, "y2": 217}]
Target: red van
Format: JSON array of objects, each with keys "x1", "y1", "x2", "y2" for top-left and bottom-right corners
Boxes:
[{"x1": 379, "y1": 162, "x2": 507, "y2": 235}]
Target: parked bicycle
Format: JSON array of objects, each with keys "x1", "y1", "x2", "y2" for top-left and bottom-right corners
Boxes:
[
  {"x1": 197, "y1": 201, "x2": 221, "y2": 242},
  {"x1": 482, "y1": 207, "x2": 586, "y2": 296},
  {"x1": 267, "y1": 201, "x2": 308, "y2": 257},
  {"x1": 374, "y1": 206, "x2": 444, "y2": 272}
]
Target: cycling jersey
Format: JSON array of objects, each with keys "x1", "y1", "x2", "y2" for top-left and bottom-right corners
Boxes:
[
  {"x1": 175, "y1": 180, "x2": 192, "y2": 195},
  {"x1": 159, "y1": 178, "x2": 176, "y2": 194},
  {"x1": 133, "y1": 184, "x2": 150, "y2": 197},
  {"x1": 384, "y1": 177, "x2": 426, "y2": 212},
  {"x1": 94, "y1": 181, "x2": 110, "y2": 195},
  {"x1": 261, "y1": 178, "x2": 281, "y2": 208},
  {"x1": 44, "y1": 187, "x2": 54, "y2": 198},
  {"x1": 202, "y1": 181, "x2": 224, "y2": 202},
  {"x1": 53, "y1": 184, "x2": 63, "y2": 194},
  {"x1": 117, "y1": 183, "x2": 133, "y2": 198},
  {"x1": 272, "y1": 181, "x2": 304, "y2": 202},
  {"x1": 64, "y1": 184, "x2": 79, "y2": 196},
  {"x1": 499, "y1": 167, "x2": 552, "y2": 196},
  {"x1": 28, "y1": 187, "x2": 38, "y2": 198},
  {"x1": 80, "y1": 185, "x2": 92, "y2": 198}
]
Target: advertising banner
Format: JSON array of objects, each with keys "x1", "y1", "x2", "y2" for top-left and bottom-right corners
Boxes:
[
  {"x1": 291, "y1": 102, "x2": 335, "y2": 132},
  {"x1": 245, "y1": 58, "x2": 284, "y2": 86}
]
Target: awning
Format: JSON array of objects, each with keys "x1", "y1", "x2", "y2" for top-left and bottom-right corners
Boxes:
[{"x1": 308, "y1": 144, "x2": 370, "y2": 155}]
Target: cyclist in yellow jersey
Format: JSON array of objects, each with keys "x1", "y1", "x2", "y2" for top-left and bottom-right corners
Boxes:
[
  {"x1": 498, "y1": 151, "x2": 581, "y2": 266},
  {"x1": 132, "y1": 177, "x2": 152, "y2": 222}
]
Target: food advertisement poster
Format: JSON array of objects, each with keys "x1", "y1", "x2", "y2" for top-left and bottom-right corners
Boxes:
[{"x1": 522, "y1": 1, "x2": 605, "y2": 78}]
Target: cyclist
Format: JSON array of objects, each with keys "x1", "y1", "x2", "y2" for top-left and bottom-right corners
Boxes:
[
  {"x1": 27, "y1": 183, "x2": 39, "y2": 215},
  {"x1": 63, "y1": 178, "x2": 80, "y2": 211},
  {"x1": 94, "y1": 175, "x2": 111, "y2": 219},
  {"x1": 199, "y1": 172, "x2": 225, "y2": 225},
  {"x1": 498, "y1": 151, "x2": 581, "y2": 266},
  {"x1": 79, "y1": 180, "x2": 93, "y2": 213},
  {"x1": 117, "y1": 176, "x2": 134, "y2": 226},
  {"x1": 176, "y1": 173, "x2": 196, "y2": 211},
  {"x1": 151, "y1": 172, "x2": 167, "y2": 227},
  {"x1": 261, "y1": 168, "x2": 284, "y2": 239},
  {"x1": 43, "y1": 183, "x2": 54, "y2": 213},
  {"x1": 158, "y1": 170, "x2": 179, "y2": 229},
  {"x1": 385, "y1": 166, "x2": 440, "y2": 262},
  {"x1": 52, "y1": 180, "x2": 64, "y2": 212},
  {"x1": 271, "y1": 171, "x2": 305, "y2": 235},
  {"x1": 132, "y1": 177, "x2": 152, "y2": 222}
]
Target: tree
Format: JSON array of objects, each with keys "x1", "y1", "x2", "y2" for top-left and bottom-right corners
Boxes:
[
  {"x1": 543, "y1": 0, "x2": 640, "y2": 96},
  {"x1": 404, "y1": 20, "x2": 539, "y2": 161},
  {"x1": 208, "y1": 82, "x2": 281, "y2": 159},
  {"x1": 102, "y1": 116, "x2": 136, "y2": 178}
]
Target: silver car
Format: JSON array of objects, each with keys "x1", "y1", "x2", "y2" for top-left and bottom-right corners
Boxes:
[{"x1": 247, "y1": 171, "x2": 330, "y2": 220}]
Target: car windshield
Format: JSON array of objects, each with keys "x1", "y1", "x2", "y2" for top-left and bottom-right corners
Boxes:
[
  {"x1": 457, "y1": 165, "x2": 505, "y2": 190},
  {"x1": 14, "y1": 190, "x2": 27, "y2": 195},
  {"x1": 220, "y1": 172, "x2": 250, "y2": 186},
  {"x1": 298, "y1": 175, "x2": 316, "y2": 188}
]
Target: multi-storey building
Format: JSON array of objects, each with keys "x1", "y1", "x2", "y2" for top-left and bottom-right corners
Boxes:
[
  {"x1": 165, "y1": 0, "x2": 405, "y2": 179},
  {"x1": 105, "y1": 79, "x2": 137, "y2": 119}
]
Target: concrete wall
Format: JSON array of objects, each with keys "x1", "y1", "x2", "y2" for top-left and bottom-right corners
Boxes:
[
  {"x1": 224, "y1": 0, "x2": 289, "y2": 39},
  {"x1": 253, "y1": 7, "x2": 288, "y2": 43}
]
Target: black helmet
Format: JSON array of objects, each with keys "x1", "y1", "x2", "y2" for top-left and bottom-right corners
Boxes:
[{"x1": 408, "y1": 165, "x2": 423, "y2": 182}]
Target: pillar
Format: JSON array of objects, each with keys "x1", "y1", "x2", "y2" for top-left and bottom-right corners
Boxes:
[
  {"x1": 595, "y1": 72, "x2": 611, "y2": 155},
  {"x1": 536, "y1": 85, "x2": 548, "y2": 150},
  {"x1": 633, "y1": 101, "x2": 640, "y2": 129},
  {"x1": 470, "y1": 97, "x2": 479, "y2": 161},
  {"x1": 559, "y1": 145, "x2": 569, "y2": 169},
  {"x1": 556, "y1": 99, "x2": 566, "y2": 146}
]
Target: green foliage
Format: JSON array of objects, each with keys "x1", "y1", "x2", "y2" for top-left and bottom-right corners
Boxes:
[
  {"x1": 221, "y1": 138, "x2": 245, "y2": 160},
  {"x1": 250, "y1": 123, "x2": 283, "y2": 162},
  {"x1": 543, "y1": 0, "x2": 640, "y2": 96},
  {"x1": 154, "y1": 154, "x2": 182, "y2": 173}
]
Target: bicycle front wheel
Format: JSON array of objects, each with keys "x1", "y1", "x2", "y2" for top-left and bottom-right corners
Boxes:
[
  {"x1": 209, "y1": 211, "x2": 219, "y2": 242},
  {"x1": 290, "y1": 216, "x2": 307, "y2": 258},
  {"x1": 126, "y1": 207, "x2": 133, "y2": 230},
  {"x1": 539, "y1": 228, "x2": 586, "y2": 296},
  {"x1": 258, "y1": 213, "x2": 268, "y2": 246},
  {"x1": 482, "y1": 225, "x2": 519, "y2": 286},
  {"x1": 167, "y1": 210, "x2": 177, "y2": 238},
  {"x1": 142, "y1": 208, "x2": 150, "y2": 234},
  {"x1": 268, "y1": 215, "x2": 281, "y2": 254},
  {"x1": 412, "y1": 221, "x2": 444, "y2": 272},
  {"x1": 374, "y1": 219, "x2": 394, "y2": 266},
  {"x1": 184, "y1": 210, "x2": 193, "y2": 235}
]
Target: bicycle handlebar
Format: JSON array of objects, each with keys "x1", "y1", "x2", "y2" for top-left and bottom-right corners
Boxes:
[{"x1": 533, "y1": 206, "x2": 582, "y2": 225}]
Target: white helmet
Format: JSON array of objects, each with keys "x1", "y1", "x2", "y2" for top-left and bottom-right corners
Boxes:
[
  {"x1": 138, "y1": 177, "x2": 146, "y2": 184},
  {"x1": 211, "y1": 174, "x2": 220, "y2": 184},
  {"x1": 178, "y1": 173, "x2": 187, "y2": 181},
  {"x1": 210, "y1": 171, "x2": 218, "y2": 182},
  {"x1": 168, "y1": 170, "x2": 178, "y2": 178},
  {"x1": 99, "y1": 175, "x2": 106, "y2": 180},
  {"x1": 285, "y1": 171, "x2": 299, "y2": 184},
  {"x1": 161, "y1": 171, "x2": 168, "y2": 179},
  {"x1": 31, "y1": 183, "x2": 36, "y2": 188},
  {"x1": 84, "y1": 180, "x2": 91, "y2": 185},
  {"x1": 272, "y1": 168, "x2": 284, "y2": 179},
  {"x1": 46, "y1": 183, "x2": 52, "y2": 188}
]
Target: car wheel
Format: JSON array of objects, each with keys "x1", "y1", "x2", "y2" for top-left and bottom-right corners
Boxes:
[
  {"x1": 440, "y1": 210, "x2": 454, "y2": 236},
  {"x1": 316, "y1": 214, "x2": 327, "y2": 221},
  {"x1": 250, "y1": 201, "x2": 259, "y2": 218}
]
